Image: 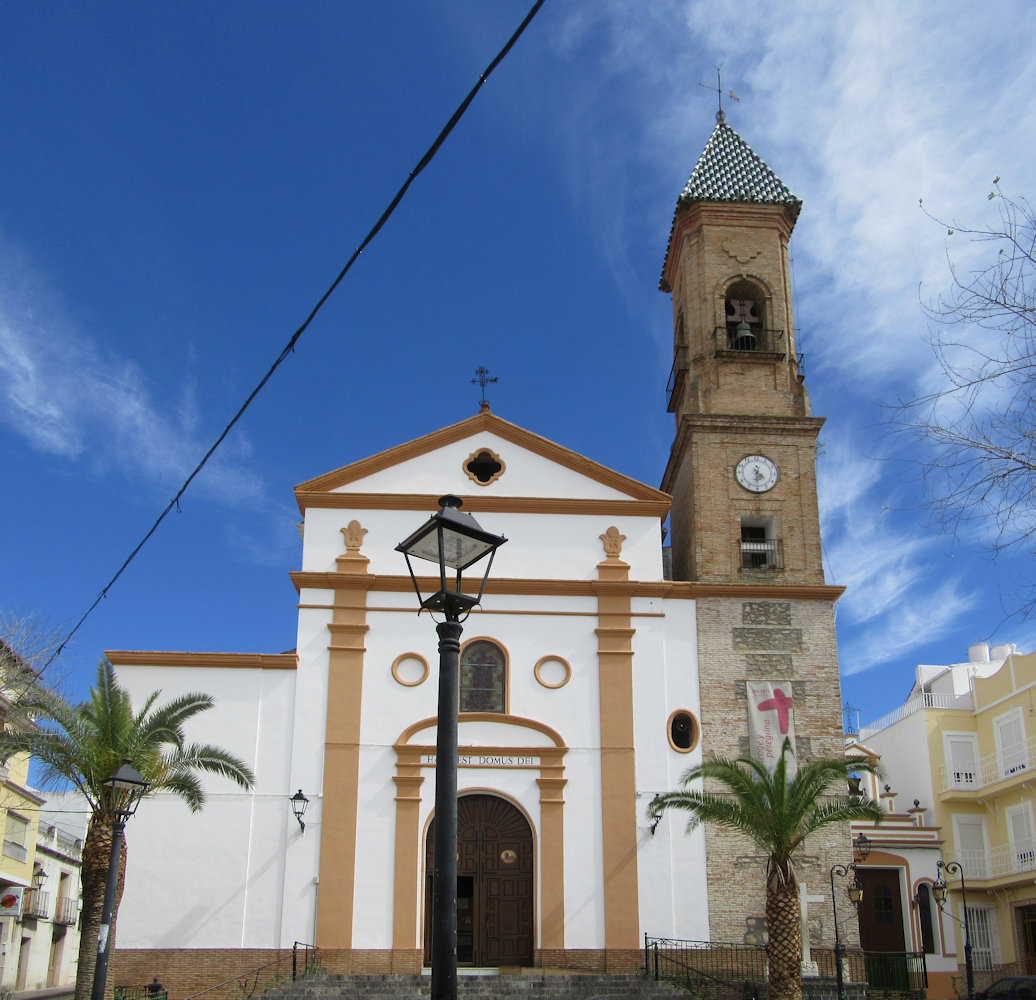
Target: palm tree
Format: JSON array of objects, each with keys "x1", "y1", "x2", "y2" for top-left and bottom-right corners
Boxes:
[
  {"x1": 0, "y1": 658, "x2": 254, "y2": 1000},
  {"x1": 649, "y1": 740, "x2": 881, "y2": 1000}
]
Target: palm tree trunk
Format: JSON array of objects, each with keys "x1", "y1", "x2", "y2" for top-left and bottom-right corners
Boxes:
[
  {"x1": 766, "y1": 868, "x2": 802, "y2": 1000},
  {"x1": 76, "y1": 818, "x2": 127, "y2": 1000}
]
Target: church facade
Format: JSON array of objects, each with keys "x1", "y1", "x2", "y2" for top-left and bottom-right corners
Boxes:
[{"x1": 108, "y1": 117, "x2": 852, "y2": 986}]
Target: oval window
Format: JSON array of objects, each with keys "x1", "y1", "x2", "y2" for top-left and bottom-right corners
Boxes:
[{"x1": 668, "y1": 710, "x2": 699, "y2": 753}]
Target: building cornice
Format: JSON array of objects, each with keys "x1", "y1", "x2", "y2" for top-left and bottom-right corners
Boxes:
[
  {"x1": 105, "y1": 651, "x2": 297, "y2": 670},
  {"x1": 290, "y1": 571, "x2": 845, "y2": 603},
  {"x1": 295, "y1": 492, "x2": 670, "y2": 519}
]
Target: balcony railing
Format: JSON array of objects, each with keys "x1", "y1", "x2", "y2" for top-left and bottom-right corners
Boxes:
[
  {"x1": 714, "y1": 326, "x2": 786, "y2": 355},
  {"x1": 2, "y1": 840, "x2": 27, "y2": 863},
  {"x1": 738, "y1": 538, "x2": 783, "y2": 571},
  {"x1": 939, "y1": 734, "x2": 1036, "y2": 792},
  {"x1": 860, "y1": 691, "x2": 971, "y2": 737},
  {"x1": 22, "y1": 889, "x2": 48, "y2": 919},
  {"x1": 948, "y1": 841, "x2": 1036, "y2": 881},
  {"x1": 666, "y1": 347, "x2": 688, "y2": 412},
  {"x1": 55, "y1": 895, "x2": 78, "y2": 926}
]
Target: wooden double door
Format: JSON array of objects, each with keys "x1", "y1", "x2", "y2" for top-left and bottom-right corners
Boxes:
[{"x1": 425, "y1": 794, "x2": 534, "y2": 967}]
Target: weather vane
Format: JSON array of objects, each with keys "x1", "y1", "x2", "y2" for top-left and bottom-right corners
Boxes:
[
  {"x1": 472, "y1": 366, "x2": 498, "y2": 411},
  {"x1": 700, "y1": 67, "x2": 740, "y2": 123}
]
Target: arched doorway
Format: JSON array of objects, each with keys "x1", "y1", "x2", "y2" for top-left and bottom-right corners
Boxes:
[{"x1": 425, "y1": 794, "x2": 534, "y2": 967}]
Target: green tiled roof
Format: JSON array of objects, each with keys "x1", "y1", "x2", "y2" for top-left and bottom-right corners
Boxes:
[
  {"x1": 660, "y1": 117, "x2": 800, "y2": 290},
  {"x1": 680, "y1": 119, "x2": 800, "y2": 210}
]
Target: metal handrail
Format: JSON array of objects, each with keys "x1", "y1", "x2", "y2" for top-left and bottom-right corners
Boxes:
[{"x1": 178, "y1": 942, "x2": 318, "y2": 1000}]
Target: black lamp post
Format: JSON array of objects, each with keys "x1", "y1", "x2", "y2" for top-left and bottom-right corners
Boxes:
[
  {"x1": 92, "y1": 759, "x2": 148, "y2": 1000},
  {"x1": 397, "y1": 495, "x2": 506, "y2": 1000},
  {"x1": 290, "y1": 789, "x2": 309, "y2": 834},
  {"x1": 934, "y1": 859, "x2": 974, "y2": 1000},
  {"x1": 830, "y1": 856, "x2": 866, "y2": 1000}
]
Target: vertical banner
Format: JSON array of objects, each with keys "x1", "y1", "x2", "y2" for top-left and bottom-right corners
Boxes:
[{"x1": 747, "y1": 681, "x2": 797, "y2": 778}]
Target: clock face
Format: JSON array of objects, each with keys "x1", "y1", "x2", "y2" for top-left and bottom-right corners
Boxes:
[{"x1": 736, "y1": 455, "x2": 779, "y2": 493}]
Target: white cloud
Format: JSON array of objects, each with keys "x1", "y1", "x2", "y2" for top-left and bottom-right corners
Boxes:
[{"x1": 0, "y1": 248, "x2": 265, "y2": 508}]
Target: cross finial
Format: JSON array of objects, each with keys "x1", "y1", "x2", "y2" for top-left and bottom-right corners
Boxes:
[
  {"x1": 700, "y1": 67, "x2": 740, "y2": 124},
  {"x1": 472, "y1": 366, "x2": 498, "y2": 412}
]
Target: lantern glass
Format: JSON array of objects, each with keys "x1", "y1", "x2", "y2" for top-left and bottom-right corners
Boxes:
[
  {"x1": 933, "y1": 882, "x2": 948, "y2": 904},
  {"x1": 103, "y1": 759, "x2": 149, "y2": 819}
]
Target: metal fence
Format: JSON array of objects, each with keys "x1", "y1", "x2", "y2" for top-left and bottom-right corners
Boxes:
[
  {"x1": 645, "y1": 937, "x2": 766, "y2": 1000},
  {"x1": 645, "y1": 937, "x2": 927, "y2": 999}
]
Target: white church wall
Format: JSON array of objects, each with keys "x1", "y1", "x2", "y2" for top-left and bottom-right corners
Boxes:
[
  {"x1": 301, "y1": 505, "x2": 663, "y2": 583},
  {"x1": 632, "y1": 596, "x2": 709, "y2": 942},
  {"x1": 115, "y1": 663, "x2": 299, "y2": 949},
  {"x1": 332, "y1": 433, "x2": 637, "y2": 502}
]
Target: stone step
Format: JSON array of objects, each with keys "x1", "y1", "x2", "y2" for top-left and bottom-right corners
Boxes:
[{"x1": 265, "y1": 973, "x2": 690, "y2": 1000}]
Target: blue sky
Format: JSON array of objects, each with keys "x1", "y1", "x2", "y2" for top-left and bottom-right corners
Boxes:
[{"x1": 2, "y1": 1, "x2": 1034, "y2": 729}]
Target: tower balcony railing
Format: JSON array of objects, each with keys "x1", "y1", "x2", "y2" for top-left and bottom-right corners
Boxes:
[
  {"x1": 713, "y1": 326, "x2": 786, "y2": 355},
  {"x1": 738, "y1": 538, "x2": 783, "y2": 571},
  {"x1": 666, "y1": 346, "x2": 688, "y2": 412},
  {"x1": 938, "y1": 734, "x2": 1036, "y2": 792}
]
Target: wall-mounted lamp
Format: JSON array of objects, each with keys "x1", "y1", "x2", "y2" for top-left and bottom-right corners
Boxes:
[
  {"x1": 852, "y1": 833, "x2": 871, "y2": 862},
  {"x1": 648, "y1": 795, "x2": 662, "y2": 837},
  {"x1": 32, "y1": 868, "x2": 48, "y2": 890},
  {"x1": 290, "y1": 789, "x2": 309, "y2": 834}
]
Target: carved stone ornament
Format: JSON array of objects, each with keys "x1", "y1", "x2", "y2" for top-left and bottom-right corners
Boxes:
[
  {"x1": 341, "y1": 520, "x2": 368, "y2": 552},
  {"x1": 722, "y1": 238, "x2": 761, "y2": 264},
  {"x1": 599, "y1": 526, "x2": 626, "y2": 558}
]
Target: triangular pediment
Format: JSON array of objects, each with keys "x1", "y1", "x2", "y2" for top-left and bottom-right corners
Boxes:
[{"x1": 294, "y1": 410, "x2": 669, "y2": 513}]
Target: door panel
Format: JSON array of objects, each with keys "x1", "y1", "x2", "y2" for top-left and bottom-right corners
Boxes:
[{"x1": 425, "y1": 794, "x2": 534, "y2": 967}]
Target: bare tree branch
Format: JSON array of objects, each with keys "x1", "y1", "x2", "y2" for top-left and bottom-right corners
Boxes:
[{"x1": 892, "y1": 183, "x2": 1036, "y2": 618}]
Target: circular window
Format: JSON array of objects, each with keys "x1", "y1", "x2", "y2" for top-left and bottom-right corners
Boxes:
[
  {"x1": 667, "y1": 709, "x2": 699, "y2": 753},
  {"x1": 391, "y1": 653, "x2": 430, "y2": 687},
  {"x1": 534, "y1": 656, "x2": 571, "y2": 690}
]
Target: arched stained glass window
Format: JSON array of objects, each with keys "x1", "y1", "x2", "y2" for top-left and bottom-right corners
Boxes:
[{"x1": 460, "y1": 640, "x2": 506, "y2": 714}]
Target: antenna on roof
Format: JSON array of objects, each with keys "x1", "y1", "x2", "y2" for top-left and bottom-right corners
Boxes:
[
  {"x1": 472, "y1": 366, "x2": 498, "y2": 413},
  {"x1": 700, "y1": 67, "x2": 740, "y2": 124}
]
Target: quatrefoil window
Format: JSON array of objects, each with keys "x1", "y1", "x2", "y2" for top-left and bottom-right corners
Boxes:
[{"x1": 464, "y1": 448, "x2": 505, "y2": 486}]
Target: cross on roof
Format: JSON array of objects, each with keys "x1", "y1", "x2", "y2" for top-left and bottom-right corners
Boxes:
[{"x1": 472, "y1": 366, "x2": 498, "y2": 411}]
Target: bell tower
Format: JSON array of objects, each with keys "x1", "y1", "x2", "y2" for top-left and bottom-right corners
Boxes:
[
  {"x1": 661, "y1": 114, "x2": 851, "y2": 949},
  {"x1": 661, "y1": 112, "x2": 824, "y2": 586}
]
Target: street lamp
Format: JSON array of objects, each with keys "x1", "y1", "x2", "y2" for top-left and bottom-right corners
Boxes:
[
  {"x1": 32, "y1": 867, "x2": 48, "y2": 890},
  {"x1": 934, "y1": 859, "x2": 974, "y2": 1000},
  {"x1": 397, "y1": 495, "x2": 506, "y2": 1000},
  {"x1": 92, "y1": 759, "x2": 149, "y2": 1000},
  {"x1": 290, "y1": 789, "x2": 309, "y2": 834},
  {"x1": 830, "y1": 860, "x2": 865, "y2": 1000}
]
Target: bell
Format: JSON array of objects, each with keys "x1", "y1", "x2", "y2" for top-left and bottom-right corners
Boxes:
[{"x1": 734, "y1": 320, "x2": 756, "y2": 351}]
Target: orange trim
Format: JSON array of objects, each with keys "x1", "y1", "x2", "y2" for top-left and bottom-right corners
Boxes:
[
  {"x1": 390, "y1": 653, "x2": 429, "y2": 688},
  {"x1": 594, "y1": 555, "x2": 640, "y2": 951},
  {"x1": 290, "y1": 572, "x2": 846, "y2": 603},
  {"x1": 105, "y1": 651, "x2": 297, "y2": 670},
  {"x1": 463, "y1": 447, "x2": 506, "y2": 487},
  {"x1": 396, "y1": 713, "x2": 565, "y2": 748},
  {"x1": 294, "y1": 411, "x2": 671, "y2": 503},
  {"x1": 294, "y1": 492, "x2": 670, "y2": 518},
  {"x1": 534, "y1": 656, "x2": 572, "y2": 690},
  {"x1": 315, "y1": 549, "x2": 370, "y2": 950}
]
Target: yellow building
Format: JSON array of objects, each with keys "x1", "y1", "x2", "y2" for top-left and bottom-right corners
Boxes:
[
  {"x1": 0, "y1": 641, "x2": 47, "y2": 989},
  {"x1": 862, "y1": 643, "x2": 1036, "y2": 992}
]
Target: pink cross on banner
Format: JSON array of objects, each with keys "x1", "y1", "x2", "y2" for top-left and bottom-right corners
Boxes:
[{"x1": 747, "y1": 681, "x2": 797, "y2": 777}]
